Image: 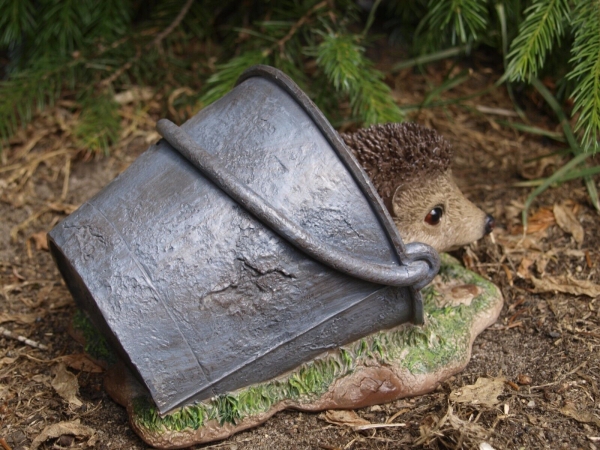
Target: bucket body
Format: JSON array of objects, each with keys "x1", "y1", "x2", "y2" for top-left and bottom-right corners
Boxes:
[{"x1": 48, "y1": 66, "x2": 438, "y2": 414}]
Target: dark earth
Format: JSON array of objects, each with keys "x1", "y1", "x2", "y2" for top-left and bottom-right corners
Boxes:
[{"x1": 1, "y1": 51, "x2": 599, "y2": 449}]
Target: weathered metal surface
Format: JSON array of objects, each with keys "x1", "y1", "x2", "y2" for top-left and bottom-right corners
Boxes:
[{"x1": 48, "y1": 65, "x2": 439, "y2": 414}]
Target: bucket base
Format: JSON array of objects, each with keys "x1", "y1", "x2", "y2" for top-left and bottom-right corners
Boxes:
[{"x1": 92, "y1": 254, "x2": 503, "y2": 449}]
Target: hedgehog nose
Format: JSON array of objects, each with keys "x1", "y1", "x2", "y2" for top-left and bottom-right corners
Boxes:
[{"x1": 484, "y1": 214, "x2": 495, "y2": 235}]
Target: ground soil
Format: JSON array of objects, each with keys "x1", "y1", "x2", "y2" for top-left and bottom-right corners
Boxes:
[{"x1": 1, "y1": 52, "x2": 599, "y2": 450}]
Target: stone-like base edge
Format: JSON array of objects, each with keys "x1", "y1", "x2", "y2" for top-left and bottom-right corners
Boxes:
[{"x1": 105, "y1": 255, "x2": 503, "y2": 449}]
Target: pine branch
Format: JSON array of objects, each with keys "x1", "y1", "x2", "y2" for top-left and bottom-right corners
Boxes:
[
  {"x1": 200, "y1": 1, "x2": 330, "y2": 107},
  {"x1": 199, "y1": 50, "x2": 269, "y2": 107},
  {"x1": 0, "y1": 0, "x2": 36, "y2": 46},
  {"x1": 269, "y1": 0, "x2": 328, "y2": 57},
  {"x1": 151, "y1": 0, "x2": 195, "y2": 49},
  {"x1": 33, "y1": 0, "x2": 89, "y2": 57},
  {"x1": 0, "y1": 56, "x2": 82, "y2": 142},
  {"x1": 74, "y1": 93, "x2": 121, "y2": 154},
  {"x1": 420, "y1": 0, "x2": 489, "y2": 46},
  {"x1": 568, "y1": 0, "x2": 600, "y2": 152},
  {"x1": 315, "y1": 33, "x2": 404, "y2": 125},
  {"x1": 506, "y1": 0, "x2": 571, "y2": 82}
]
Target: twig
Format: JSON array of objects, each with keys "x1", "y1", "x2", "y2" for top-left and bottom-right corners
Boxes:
[
  {"x1": 61, "y1": 154, "x2": 71, "y2": 200},
  {"x1": 99, "y1": 48, "x2": 140, "y2": 87},
  {"x1": 0, "y1": 326, "x2": 48, "y2": 350},
  {"x1": 152, "y1": 0, "x2": 195, "y2": 49},
  {"x1": 10, "y1": 206, "x2": 51, "y2": 242},
  {"x1": 101, "y1": 0, "x2": 194, "y2": 87},
  {"x1": 386, "y1": 408, "x2": 410, "y2": 424},
  {"x1": 353, "y1": 423, "x2": 406, "y2": 431},
  {"x1": 531, "y1": 360, "x2": 588, "y2": 390},
  {"x1": 1, "y1": 148, "x2": 71, "y2": 175},
  {"x1": 475, "y1": 105, "x2": 519, "y2": 117},
  {"x1": 267, "y1": 0, "x2": 328, "y2": 57},
  {"x1": 0, "y1": 437, "x2": 13, "y2": 450}
]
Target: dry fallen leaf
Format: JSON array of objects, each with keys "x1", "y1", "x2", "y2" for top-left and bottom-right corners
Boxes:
[
  {"x1": 519, "y1": 155, "x2": 560, "y2": 180},
  {"x1": 113, "y1": 86, "x2": 154, "y2": 105},
  {"x1": 51, "y1": 363, "x2": 83, "y2": 408},
  {"x1": 517, "y1": 257, "x2": 535, "y2": 279},
  {"x1": 559, "y1": 402, "x2": 600, "y2": 428},
  {"x1": 416, "y1": 405, "x2": 490, "y2": 446},
  {"x1": 30, "y1": 420, "x2": 96, "y2": 450},
  {"x1": 531, "y1": 276, "x2": 600, "y2": 298},
  {"x1": 0, "y1": 356, "x2": 18, "y2": 368},
  {"x1": 449, "y1": 377, "x2": 505, "y2": 408},
  {"x1": 480, "y1": 443, "x2": 497, "y2": 450},
  {"x1": 29, "y1": 231, "x2": 49, "y2": 251},
  {"x1": 517, "y1": 374, "x2": 532, "y2": 385},
  {"x1": 321, "y1": 410, "x2": 371, "y2": 428},
  {"x1": 0, "y1": 312, "x2": 38, "y2": 324},
  {"x1": 553, "y1": 203, "x2": 584, "y2": 245},
  {"x1": 536, "y1": 253, "x2": 550, "y2": 276},
  {"x1": 0, "y1": 384, "x2": 10, "y2": 401},
  {"x1": 56, "y1": 354, "x2": 103, "y2": 373},
  {"x1": 512, "y1": 207, "x2": 555, "y2": 235},
  {"x1": 320, "y1": 410, "x2": 405, "y2": 430},
  {"x1": 495, "y1": 231, "x2": 544, "y2": 252},
  {"x1": 48, "y1": 202, "x2": 78, "y2": 215},
  {"x1": 32, "y1": 374, "x2": 51, "y2": 385}
]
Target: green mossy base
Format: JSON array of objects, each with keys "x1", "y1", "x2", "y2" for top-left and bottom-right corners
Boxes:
[{"x1": 80, "y1": 254, "x2": 503, "y2": 449}]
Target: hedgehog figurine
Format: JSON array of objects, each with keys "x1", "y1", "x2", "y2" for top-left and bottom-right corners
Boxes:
[{"x1": 341, "y1": 123, "x2": 494, "y2": 252}]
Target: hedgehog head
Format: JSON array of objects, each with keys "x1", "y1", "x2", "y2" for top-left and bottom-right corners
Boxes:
[{"x1": 341, "y1": 123, "x2": 494, "y2": 252}]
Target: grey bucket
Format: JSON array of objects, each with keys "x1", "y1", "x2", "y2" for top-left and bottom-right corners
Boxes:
[{"x1": 48, "y1": 65, "x2": 439, "y2": 414}]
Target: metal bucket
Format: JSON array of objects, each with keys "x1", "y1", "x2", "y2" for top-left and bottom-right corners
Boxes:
[{"x1": 48, "y1": 65, "x2": 439, "y2": 414}]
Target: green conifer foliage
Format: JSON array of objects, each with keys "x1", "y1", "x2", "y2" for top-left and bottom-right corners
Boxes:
[
  {"x1": 419, "y1": 0, "x2": 489, "y2": 46},
  {"x1": 568, "y1": 0, "x2": 600, "y2": 153},
  {"x1": 0, "y1": 0, "x2": 599, "y2": 155},
  {"x1": 506, "y1": 0, "x2": 570, "y2": 82}
]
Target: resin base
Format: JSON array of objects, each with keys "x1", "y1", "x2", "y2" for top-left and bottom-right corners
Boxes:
[{"x1": 102, "y1": 254, "x2": 503, "y2": 449}]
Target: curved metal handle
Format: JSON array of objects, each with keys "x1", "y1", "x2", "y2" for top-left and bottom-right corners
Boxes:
[{"x1": 157, "y1": 119, "x2": 439, "y2": 289}]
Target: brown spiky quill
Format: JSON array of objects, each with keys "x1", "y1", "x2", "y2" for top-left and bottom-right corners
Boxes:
[{"x1": 341, "y1": 123, "x2": 452, "y2": 210}]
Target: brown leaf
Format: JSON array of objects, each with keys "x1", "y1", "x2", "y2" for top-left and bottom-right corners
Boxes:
[
  {"x1": 320, "y1": 410, "x2": 371, "y2": 428},
  {"x1": 517, "y1": 374, "x2": 532, "y2": 385},
  {"x1": 48, "y1": 202, "x2": 78, "y2": 215},
  {"x1": 320, "y1": 410, "x2": 404, "y2": 431},
  {"x1": 449, "y1": 377, "x2": 505, "y2": 408},
  {"x1": 517, "y1": 257, "x2": 534, "y2": 279},
  {"x1": 519, "y1": 155, "x2": 560, "y2": 180},
  {"x1": 496, "y1": 232, "x2": 544, "y2": 252},
  {"x1": 51, "y1": 363, "x2": 82, "y2": 408},
  {"x1": 512, "y1": 207, "x2": 555, "y2": 235},
  {"x1": 113, "y1": 86, "x2": 154, "y2": 105},
  {"x1": 553, "y1": 203, "x2": 584, "y2": 245},
  {"x1": 531, "y1": 276, "x2": 600, "y2": 298},
  {"x1": 30, "y1": 420, "x2": 96, "y2": 450},
  {"x1": 535, "y1": 253, "x2": 551, "y2": 276},
  {"x1": 29, "y1": 231, "x2": 49, "y2": 251},
  {"x1": 0, "y1": 356, "x2": 18, "y2": 368},
  {"x1": 560, "y1": 402, "x2": 600, "y2": 428},
  {"x1": 0, "y1": 312, "x2": 38, "y2": 324},
  {"x1": 0, "y1": 384, "x2": 14, "y2": 402},
  {"x1": 57, "y1": 354, "x2": 103, "y2": 373}
]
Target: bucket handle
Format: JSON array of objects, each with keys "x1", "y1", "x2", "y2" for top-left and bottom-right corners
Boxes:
[{"x1": 157, "y1": 119, "x2": 438, "y2": 291}]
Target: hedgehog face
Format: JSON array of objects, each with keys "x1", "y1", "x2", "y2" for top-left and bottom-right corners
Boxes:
[
  {"x1": 391, "y1": 171, "x2": 491, "y2": 253},
  {"x1": 341, "y1": 122, "x2": 494, "y2": 253}
]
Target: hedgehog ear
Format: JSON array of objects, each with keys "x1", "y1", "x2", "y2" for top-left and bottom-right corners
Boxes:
[
  {"x1": 378, "y1": 190, "x2": 395, "y2": 215},
  {"x1": 389, "y1": 184, "x2": 407, "y2": 217}
]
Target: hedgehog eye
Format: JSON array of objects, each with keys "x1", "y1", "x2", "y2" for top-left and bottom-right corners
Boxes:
[{"x1": 425, "y1": 206, "x2": 443, "y2": 226}]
